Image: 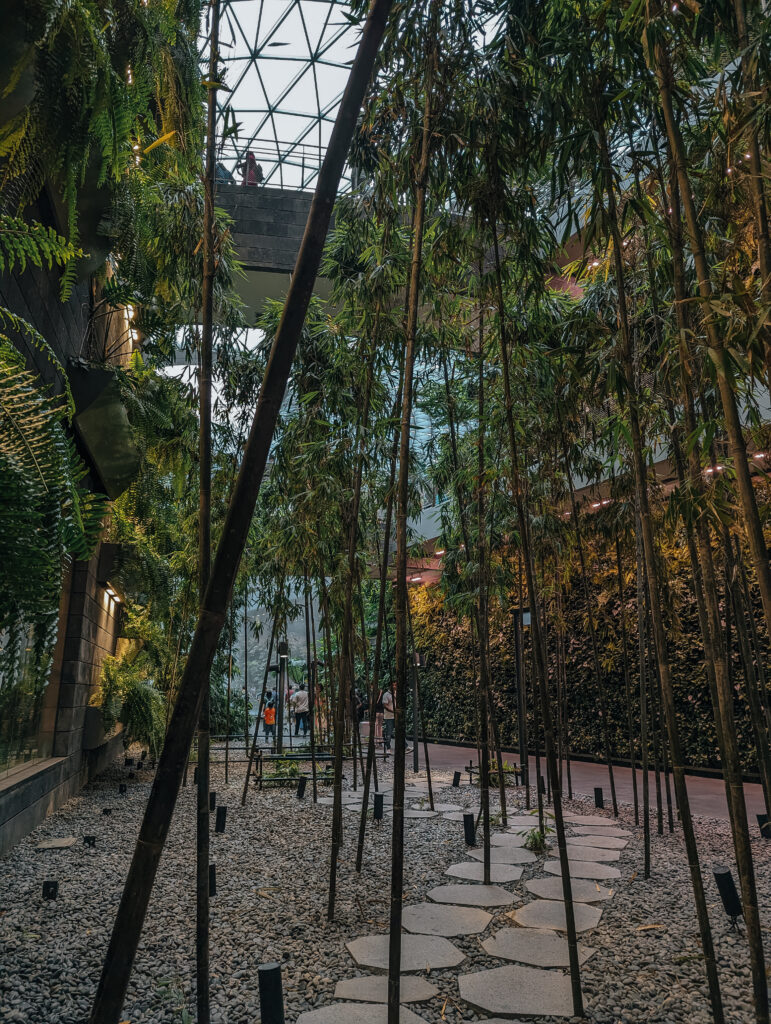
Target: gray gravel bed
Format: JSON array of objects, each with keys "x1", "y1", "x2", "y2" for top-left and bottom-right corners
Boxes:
[{"x1": 0, "y1": 753, "x2": 766, "y2": 1023}]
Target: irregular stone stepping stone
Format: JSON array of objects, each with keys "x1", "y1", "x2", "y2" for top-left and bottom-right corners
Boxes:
[
  {"x1": 334, "y1": 976, "x2": 438, "y2": 1004},
  {"x1": 565, "y1": 844, "x2": 620, "y2": 862},
  {"x1": 525, "y1": 876, "x2": 613, "y2": 902},
  {"x1": 347, "y1": 934, "x2": 465, "y2": 972},
  {"x1": 563, "y1": 813, "x2": 616, "y2": 826},
  {"x1": 469, "y1": 845, "x2": 536, "y2": 865},
  {"x1": 297, "y1": 1004, "x2": 427, "y2": 1024},
  {"x1": 402, "y1": 901, "x2": 491, "y2": 936},
  {"x1": 568, "y1": 834, "x2": 628, "y2": 850},
  {"x1": 412, "y1": 802, "x2": 458, "y2": 811},
  {"x1": 482, "y1": 927, "x2": 594, "y2": 967},
  {"x1": 445, "y1": 862, "x2": 523, "y2": 884},
  {"x1": 404, "y1": 809, "x2": 437, "y2": 819},
  {"x1": 36, "y1": 837, "x2": 77, "y2": 849},
  {"x1": 458, "y1": 963, "x2": 574, "y2": 1018},
  {"x1": 428, "y1": 883, "x2": 518, "y2": 907},
  {"x1": 489, "y1": 832, "x2": 529, "y2": 848},
  {"x1": 506, "y1": 815, "x2": 551, "y2": 831},
  {"x1": 509, "y1": 899, "x2": 602, "y2": 934},
  {"x1": 544, "y1": 859, "x2": 620, "y2": 880},
  {"x1": 569, "y1": 825, "x2": 631, "y2": 839}
]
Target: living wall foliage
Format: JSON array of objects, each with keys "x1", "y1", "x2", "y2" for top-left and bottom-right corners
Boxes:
[{"x1": 410, "y1": 497, "x2": 771, "y2": 774}]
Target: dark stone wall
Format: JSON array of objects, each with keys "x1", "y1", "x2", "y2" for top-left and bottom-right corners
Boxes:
[
  {"x1": 0, "y1": 193, "x2": 92, "y2": 393},
  {"x1": 0, "y1": 202, "x2": 124, "y2": 854},
  {"x1": 217, "y1": 183, "x2": 329, "y2": 272}
]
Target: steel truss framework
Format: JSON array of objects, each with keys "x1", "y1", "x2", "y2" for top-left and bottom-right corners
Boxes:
[{"x1": 216, "y1": 0, "x2": 359, "y2": 190}]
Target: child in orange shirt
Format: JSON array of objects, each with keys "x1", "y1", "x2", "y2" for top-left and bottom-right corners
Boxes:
[{"x1": 263, "y1": 701, "x2": 276, "y2": 744}]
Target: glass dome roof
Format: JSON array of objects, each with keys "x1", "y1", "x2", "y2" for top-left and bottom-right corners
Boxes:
[{"x1": 218, "y1": 0, "x2": 359, "y2": 190}]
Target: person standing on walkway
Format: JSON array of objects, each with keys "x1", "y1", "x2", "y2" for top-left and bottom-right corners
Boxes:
[
  {"x1": 263, "y1": 701, "x2": 276, "y2": 746},
  {"x1": 291, "y1": 683, "x2": 309, "y2": 737},
  {"x1": 381, "y1": 685, "x2": 394, "y2": 755}
]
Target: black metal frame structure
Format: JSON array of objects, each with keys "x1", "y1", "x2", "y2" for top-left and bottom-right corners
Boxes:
[{"x1": 216, "y1": 0, "x2": 358, "y2": 190}]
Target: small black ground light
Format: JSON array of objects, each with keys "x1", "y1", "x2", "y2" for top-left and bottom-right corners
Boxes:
[
  {"x1": 374, "y1": 793, "x2": 384, "y2": 820},
  {"x1": 209, "y1": 790, "x2": 216, "y2": 811},
  {"x1": 215, "y1": 805, "x2": 227, "y2": 833},
  {"x1": 258, "y1": 962, "x2": 285, "y2": 1024},
  {"x1": 209, "y1": 863, "x2": 216, "y2": 897},
  {"x1": 42, "y1": 881, "x2": 58, "y2": 900},
  {"x1": 463, "y1": 812, "x2": 476, "y2": 847},
  {"x1": 296, "y1": 778, "x2": 307, "y2": 800},
  {"x1": 594, "y1": 787, "x2": 604, "y2": 809},
  {"x1": 452, "y1": 770, "x2": 461, "y2": 787},
  {"x1": 84, "y1": 835, "x2": 96, "y2": 848},
  {"x1": 714, "y1": 865, "x2": 743, "y2": 930}
]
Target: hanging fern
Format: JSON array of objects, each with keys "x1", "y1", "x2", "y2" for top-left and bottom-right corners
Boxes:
[
  {"x1": 0, "y1": 217, "x2": 81, "y2": 276},
  {"x1": 0, "y1": 333, "x2": 107, "y2": 690}
]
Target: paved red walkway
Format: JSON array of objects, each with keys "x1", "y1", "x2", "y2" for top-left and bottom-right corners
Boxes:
[{"x1": 411, "y1": 741, "x2": 766, "y2": 823}]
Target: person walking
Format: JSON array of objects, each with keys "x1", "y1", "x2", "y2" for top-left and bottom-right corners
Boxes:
[
  {"x1": 374, "y1": 687, "x2": 384, "y2": 743},
  {"x1": 263, "y1": 701, "x2": 276, "y2": 746},
  {"x1": 381, "y1": 685, "x2": 394, "y2": 755},
  {"x1": 290, "y1": 683, "x2": 310, "y2": 737}
]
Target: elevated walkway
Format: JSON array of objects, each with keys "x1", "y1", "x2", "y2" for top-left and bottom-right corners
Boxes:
[{"x1": 217, "y1": 183, "x2": 332, "y2": 322}]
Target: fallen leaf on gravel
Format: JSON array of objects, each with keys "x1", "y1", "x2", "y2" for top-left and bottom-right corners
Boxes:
[{"x1": 636, "y1": 924, "x2": 665, "y2": 931}]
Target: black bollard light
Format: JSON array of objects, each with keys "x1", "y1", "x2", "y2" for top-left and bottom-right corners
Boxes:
[
  {"x1": 757, "y1": 813, "x2": 771, "y2": 839},
  {"x1": 136, "y1": 762, "x2": 144, "y2": 771},
  {"x1": 42, "y1": 881, "x2": 58, "y2": 900},
  {"x1": 215, "y1": 806, "x2": 227, "y2": 833},
  {"x1": 714, "y1": 866, "x2": 743, "y2": 930},
  {"x1": 193, "y1": 766, "x2": 199, "y2": 784},
  {"x1": 124, "y1": 756, "x2": 134, "y2": 767},
  {"x1": 463, "y1": 812, "x2": 476, "y2": 847},
  {"x1": 209, "y1": 863, "x2": 217, "y2": 897},
  {"x1": 452, "y1": 771, "x2": 461, "y2": 788},
  {"x1": 119, "y1": 783, "x2": 127, "y2": 795},
  {"x1": 374, "y1": 793, "x2": 384, "y2": 821},
  {"x1": 594, "y1": 787, "x2": 604, "y2": 809},
  {"x1": 258, "y1": 961, "x2": 286, "y2": 1024},
  {"x1": 209, "y1": 791, "x2": 216, "y2": 811},
  {"x1": 128, "y1": 771, "x2": 136, "y2": 780},
  {"x1": 296, "y1": 777, "x2": 307, "y2": 800},
  {"x1": 102, "y1": 808, "x2": 112, "y2": 816},
  {"x1": 84, "y1": 835, "x2": 96, "y2": 848},
  {"x1": 141, "y1": 750, "x2": 147, "y2": 761},
  {"x1": 538, "y1": 776, "x2": 546, "y2": 795}
]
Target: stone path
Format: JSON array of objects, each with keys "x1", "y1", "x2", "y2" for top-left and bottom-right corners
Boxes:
[
  {"x1": 445, "y1": 861, "x2": 523, "y2": 883},
  {"x1": 427, "y1": 883, "x2": 518, "y2": 907},
  {"x1": 317, "y1": 791, "x2": 631, "y2": 1021},
  {"x1": 481, "y1": 927, "x2": 595, "y2": 967},
  {"x1": 333, "y1": 977, "x2": 438, "y2": 1004}
]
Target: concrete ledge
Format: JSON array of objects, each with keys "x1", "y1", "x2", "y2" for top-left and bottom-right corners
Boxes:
[{"x1": 0, "y1": 730, "x2": 123, "y2": 857}]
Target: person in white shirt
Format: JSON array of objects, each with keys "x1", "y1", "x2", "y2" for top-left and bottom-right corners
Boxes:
[
  {"x1": 290, "y1": 683, "x2": 310, "y2": 737},
  {"x1": 381, "y1": 686, "x2": 394, "y2": 754}
]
